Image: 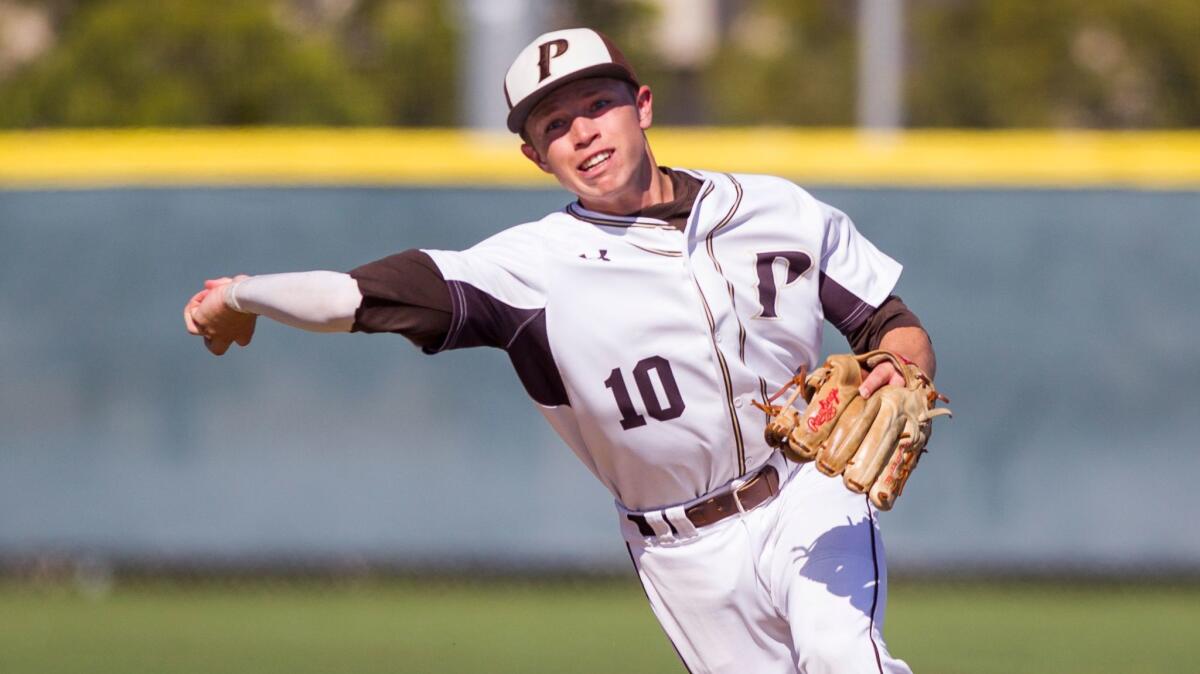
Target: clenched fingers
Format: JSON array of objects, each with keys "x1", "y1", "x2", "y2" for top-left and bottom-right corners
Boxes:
[
  {"x1": 859, "y1": 362, "x2": 905, "y2": 399},
  {"x1": 184, "y1": 289, "x2": 209, "y2": 335}
]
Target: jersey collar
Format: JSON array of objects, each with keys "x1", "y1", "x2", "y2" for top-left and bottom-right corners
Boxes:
[
  {"x1": 565, "y1": 167, "x2": 716, "y2": 232},
  {"x1": 565, "y1": 202, "x2": 674, "y2": 229}
]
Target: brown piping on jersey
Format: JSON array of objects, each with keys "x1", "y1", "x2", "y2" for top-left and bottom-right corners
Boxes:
[
  {"x1": 564, "y1": 206, "x2": 674, "y2": 229},
  {"x1": 703, "y1": 174, "x2": 749, "y2": 363},
  {"x1": 758, "y1": 377, "x2": 771, "y2": 421},
  {"x1": 628, "y1": 242, "x2": 683, "y2": 257},
  {"x1": 738, "y1": 318, "x2": 749, "y2": 363},
  {"x1": 691, "y1": 275, "x2": 746, "y2": 476},
  {"x1": 694, "y1": 181, "x2": 716, "y2": 212},
  {"x1": 697, "y1": 174, "x2": 749, "y2": 474}
]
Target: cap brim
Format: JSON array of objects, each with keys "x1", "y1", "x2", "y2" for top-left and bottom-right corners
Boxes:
[{"x1": 506, "y1": 64, "x2": 639, "y2": 134}]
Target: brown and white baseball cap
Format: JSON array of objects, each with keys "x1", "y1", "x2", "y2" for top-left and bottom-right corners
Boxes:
[{"x1": 504, "y1": 28, "x2": 639, "y2": 134}]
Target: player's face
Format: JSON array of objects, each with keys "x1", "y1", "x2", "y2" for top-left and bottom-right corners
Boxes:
[{"x1": 521, "y1": 78, "x2": 655, "y2": 213}]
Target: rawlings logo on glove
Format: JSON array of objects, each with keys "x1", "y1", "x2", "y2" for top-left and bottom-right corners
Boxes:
[
  {"x1": 807, "y1": 388, "x2": 840, "y2": 432},
  {"x1": 753, "y1": 350, "x2": 952, "y2": 511}
]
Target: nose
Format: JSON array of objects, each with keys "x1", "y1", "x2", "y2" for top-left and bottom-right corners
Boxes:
[{"x1": 569, "y1": 115, "x2": 599, "y2": 149}]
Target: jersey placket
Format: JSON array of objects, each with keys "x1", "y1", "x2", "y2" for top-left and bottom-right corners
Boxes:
[
  {"x1": 700, "y1": 176, "x2": 776, "y2": 475},
  {"x1": 682, "y1": 177, "x2": 753, "y2": 477}
]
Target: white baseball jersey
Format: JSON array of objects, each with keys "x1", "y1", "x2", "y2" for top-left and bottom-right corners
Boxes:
[{"x1": 423, "y1": 169, "x2": 900, "y2": 511}]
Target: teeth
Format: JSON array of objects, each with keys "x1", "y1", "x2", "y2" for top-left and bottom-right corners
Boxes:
[{"x1": 581, "y1": 151, "x2": 611, "y2": 170}]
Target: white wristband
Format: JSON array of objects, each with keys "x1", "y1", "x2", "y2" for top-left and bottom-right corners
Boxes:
[{"x1": 224, "y1": 279, "x2": 250, "y2": 314}]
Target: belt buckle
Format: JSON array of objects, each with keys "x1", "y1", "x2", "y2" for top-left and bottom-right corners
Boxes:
[{"x1": 729, "y1": 476, "x2": 750, "y2": 515}]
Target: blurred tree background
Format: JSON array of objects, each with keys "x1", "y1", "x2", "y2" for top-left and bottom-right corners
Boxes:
[{"x1": 0, "y1": 0, "x2": 1195, "y2": 128}]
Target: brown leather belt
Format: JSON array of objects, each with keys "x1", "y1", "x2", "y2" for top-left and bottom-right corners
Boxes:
[{"x1": 627, "y1": 464, "x2": 780, "y2": 537}]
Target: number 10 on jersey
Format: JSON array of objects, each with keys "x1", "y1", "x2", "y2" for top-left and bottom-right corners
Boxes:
[{"x1": 603, "y1": 356, "x2": 686, "y2": 430}]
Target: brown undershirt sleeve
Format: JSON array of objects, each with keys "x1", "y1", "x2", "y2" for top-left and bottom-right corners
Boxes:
[
  {"x1": 347, "y1": 249, "x2": 452, "y2": 350},
  {"x1": 844, "y1": 295, "x2": 926, "y2": 354}
]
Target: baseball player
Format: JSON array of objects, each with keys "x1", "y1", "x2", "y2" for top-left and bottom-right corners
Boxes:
[{"x1": 185, "y1": 28, "x2": 936, "y2": 674}]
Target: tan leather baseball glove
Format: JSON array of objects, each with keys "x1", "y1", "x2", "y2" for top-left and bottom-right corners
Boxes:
[{"x1": 753, "y1": 350, "x2": 952, "y2": 510}]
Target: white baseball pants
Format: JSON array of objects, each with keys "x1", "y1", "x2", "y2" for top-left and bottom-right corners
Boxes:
[{"x1": 619, "y1": 455, "x2": 913, "y2": 674}]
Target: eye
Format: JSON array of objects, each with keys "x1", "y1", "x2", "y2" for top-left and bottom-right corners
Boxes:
[
  {"x1": 544, "y1": 118, "x2": 566, "y2": 134},
  {"x1": 590, "y1": 98, "x2": 610, "y2": 112}
]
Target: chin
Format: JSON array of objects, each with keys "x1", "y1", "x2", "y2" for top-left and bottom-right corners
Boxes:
[
  {"x1": 580, "y1": 183, "x2": 625, "y2": 206},
  {"x1": 581, "y1": 170, "x2": 630, "y2": 198}
]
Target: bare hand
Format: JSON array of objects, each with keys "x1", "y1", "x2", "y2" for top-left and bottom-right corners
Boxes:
[
  {"x1": 858, "y1": 360, "x2": 906, "y2": 399},
  {"x1": 184, "y1": 276, "x2": 257, "y2": 356},
  {"x1": 862, "y1": 327, "x2": 937, "y2": 398}
]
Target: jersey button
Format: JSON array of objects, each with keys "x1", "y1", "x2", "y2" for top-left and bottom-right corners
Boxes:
[{"x1": 734, "y1": 396, "x2": 744, "y2": 408}]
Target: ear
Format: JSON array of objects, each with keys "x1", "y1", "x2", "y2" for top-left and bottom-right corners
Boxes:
[
  {"x1": 635, "y1": 85, "x2": 654, "y2": 130},
  {"x1": 521, "y1": 142, "x2": 552, "y2": 174}
]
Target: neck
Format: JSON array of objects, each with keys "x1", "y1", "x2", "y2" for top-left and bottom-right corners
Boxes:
[{"x1": 578, "y1": 143, "x2": 672, "y2": 215}]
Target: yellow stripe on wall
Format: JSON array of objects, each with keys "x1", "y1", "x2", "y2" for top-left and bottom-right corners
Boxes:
[{"x1": 0, "y1": 128, "x2": 1197, "y2": 188}]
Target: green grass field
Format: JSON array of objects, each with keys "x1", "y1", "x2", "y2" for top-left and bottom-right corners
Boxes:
[{"x1": 2, "y1": 578, "x2": 1196, "y2": 673}]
